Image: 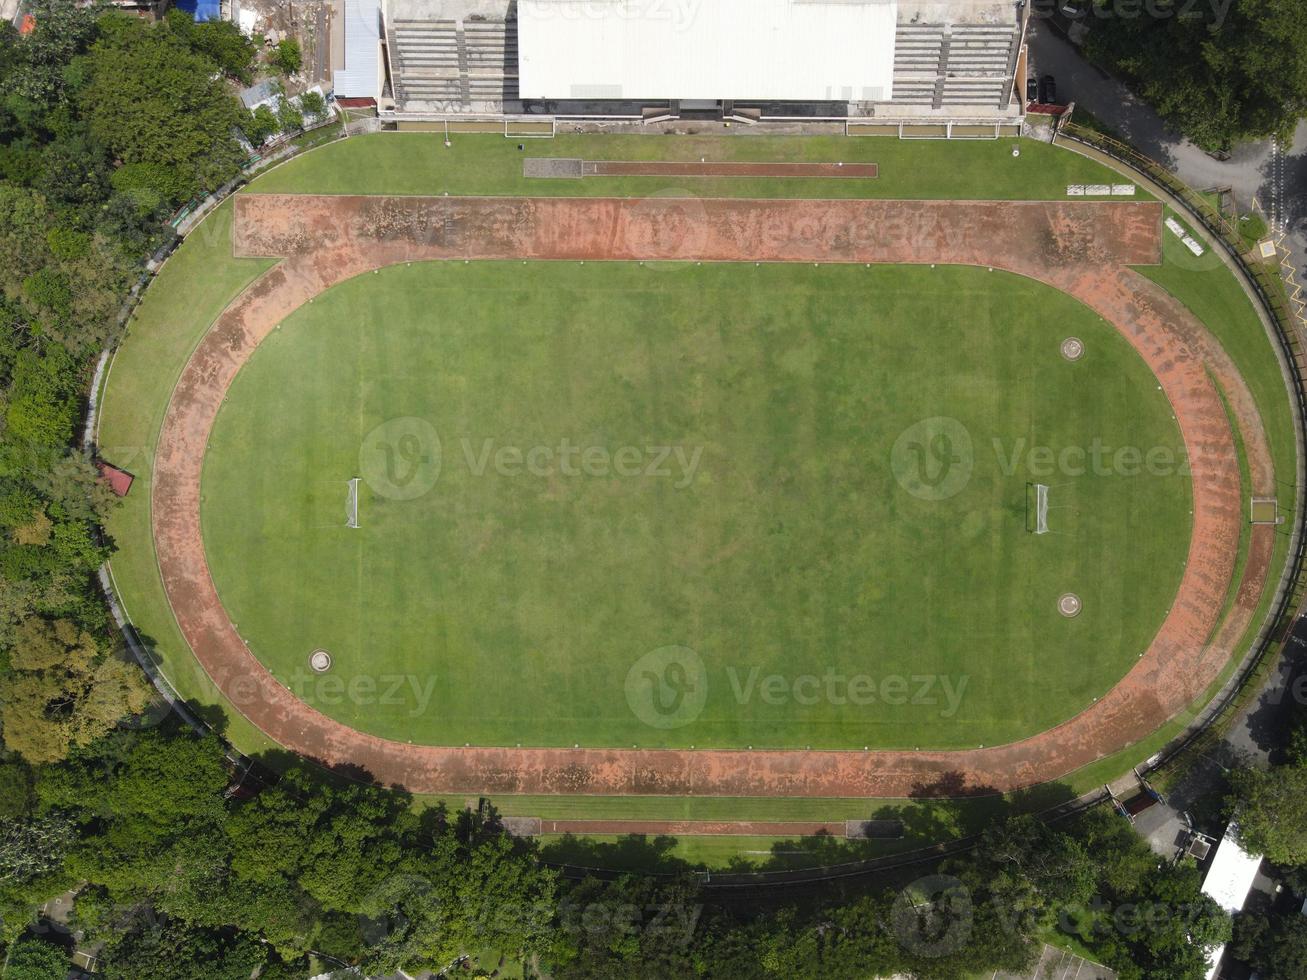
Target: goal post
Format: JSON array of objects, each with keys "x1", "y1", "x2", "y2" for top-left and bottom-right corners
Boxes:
[
  {"x1": 346, "y1": 477, "x2": 360, "y2": 529},
  {"x1": 1026, "y1": 483, "x2": 1050, "y2": 535}
]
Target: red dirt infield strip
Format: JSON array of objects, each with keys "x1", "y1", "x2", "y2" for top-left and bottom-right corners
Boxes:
[
  {"x1": 582, "y1": 160, "x2": 879, "y2": 178},
  {"x1": 149, "y1": 194, "x2": 1275, "y2": 799},
  {"x1": 536, "y1": 820, "x2": 849, "y2": 837}
]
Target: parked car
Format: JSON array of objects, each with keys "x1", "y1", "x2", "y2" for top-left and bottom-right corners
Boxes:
[
  {"x1": 1026, "y1": 77, "x2": 1038, "y2": 102},
  {"x1": 1039, "y1": 74, "x2": 1057, "y2": 104}
]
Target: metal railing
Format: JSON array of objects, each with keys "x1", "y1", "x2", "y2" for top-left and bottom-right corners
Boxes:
[
  {"x1": 1058, "y1": 121, "x2": 1307, "y2": 779},
  {"x1": 88, "y1": 117, "x2": 1307, "y2": 892},
  {"x1": 648, "y1": 125, "x2": 1307, "y2": 891}
]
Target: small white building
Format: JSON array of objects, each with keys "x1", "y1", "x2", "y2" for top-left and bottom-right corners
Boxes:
[{"x1": 1200, "y1": 821, "x2": 1263, "y2": 980}]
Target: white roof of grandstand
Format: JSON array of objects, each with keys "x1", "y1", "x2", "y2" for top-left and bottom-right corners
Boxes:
[
  {"x1": 1201, "y1": 821, "x2": 1262, "y2": 980},
  {"x1": 518, "y1": 0, "x2": 899, "y2": 102},
  {"x1": 333, "y1": 0, "x2": 382, "y2": 99}
]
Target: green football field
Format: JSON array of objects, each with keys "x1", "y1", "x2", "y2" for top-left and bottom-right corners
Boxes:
[
  {"x1": 94, "y1": 131, "x2": 1299, "y2": 860},
  {"x1": 199, "y1": 259, "x2": 1191, "y2": 750}
]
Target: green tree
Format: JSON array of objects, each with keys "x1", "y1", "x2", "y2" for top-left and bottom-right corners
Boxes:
[
  {"x1": 973, "y1": 814, "x2": 1096, "y2": 913},
  {"x1": 80, "y1": 14, "x2": 245, "y2": 199},
  {"x1": 5, "y1": 0, "x2": 101, "y2": 105},
  {"x1": 1229, "y1": 762, "x2": 1307, "y2": 865},
  {"x1": 4, "y1": 346, "x2": 79, "y2": 462},
  {"x1": 165, "y1": 10, "x2": 256, "y2": 82},
  {"x1": 0, "y1": 758, "x2": 34, "y2": 820},
  {"x1": 550, "y1": 875, "x2": 698, "y2": 980},
  {"x1": 0, "y1": 812, "x2": 75, "y2": 885},
  {"x1": 276, "y1": 98, "x2": 303, "y2": 134},
  {"x1": 0, "y1": 186, "x2": 51, "y2": 285},
  {"x1": 300, "y1": 90, "x2": 326, "y2": 119},
  {"x1": 38, "y1": 732, "x2": 229, "y2": 900},
  {"x1": 242, "y1": 104, "x2": 279, "y2": 146},
  {"x1": 1085, "y1": 0, "x2": 1307, "y2": 150},
  {"x1": 269, "y1": 38, "x2": 301, "y2": 75},
  {"x1": 109, "y1": 161, "x2": 191, "y2": 212},
  {"x1": 21, "y1": 269, "x2": 72, "y2": 320},
  {"x1": 36, "y1": 131, "x2": 110, "y2": 220},
  {"x1": 1123, "y1": 863, "x2": 1231, "y2": 980},
  {"x1": 0, "y1": 934, "x2": 69, "y2": 980},
  {"x1": 0, "y1": 618, "x2": 150, "y2": 764},
  {"x1": 1244, "y1": 913, "x2": 1307, "y2": 980},
  {"x1": 97, "y1": 913, "x2": 267, "y2": 980}
]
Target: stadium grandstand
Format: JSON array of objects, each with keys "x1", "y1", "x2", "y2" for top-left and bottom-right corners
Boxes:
[{"x1": 340, "y1": 0, "x2": 1027, "y2": 122}]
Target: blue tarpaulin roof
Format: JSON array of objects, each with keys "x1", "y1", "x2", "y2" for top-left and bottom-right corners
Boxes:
[{"x1": 175, "y1": 0, "x2": 222, "y2": 22}]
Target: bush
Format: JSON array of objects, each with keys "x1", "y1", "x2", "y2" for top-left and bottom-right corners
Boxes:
[
  {"x1": 110, "y1": 162, "x2": 195, "y2": 211},
  {"x1": 276, "y1": 98, "x2": 304, "y2": 134},
  {"x1": 1238, "y1": 212, "x2": 1269, "y2": 249},
  {"x1": 242, "y1": 105, "x2": 280, "y2": 147},
  {"x1": 269, "y1": 38, "x2": 301, "y2": 75},
  {"x1": 300, "y1": 90, "x2": 326, "y2": 119},
  {"x1": 21, "y1": 269, "x2": 73, "y2": 318},
  {"x1": 45, "y1": 228, "x2": 90, "y2": 261}
]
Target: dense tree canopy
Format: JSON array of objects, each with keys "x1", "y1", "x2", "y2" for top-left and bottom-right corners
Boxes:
[
  {"x1": 0, "y1": 5, "x2": 1284, "y2": 979},
  {"x1": 1228, "y1": 761, "x2": 1307, "y2": 865},
  {"x1": 79, "y1": 14, "x2": 246, "y2": 200},
  {"x1": 1, "y1": 934, "x2": 69, "y2": 980},
  {"x1": 1085, "y1": 0, "x2": 1307, "y2": 150}
]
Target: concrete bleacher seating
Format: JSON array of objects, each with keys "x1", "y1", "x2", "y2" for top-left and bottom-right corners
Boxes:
[
  {"x1": 386, "y1": 5, "x2": 1016, "y2": 114},
  {"x1": 390, "y1": 16, "x2": 518, "y2": 109},
  {"x1": 893, "y1": 25, "x2": 945, "y2": 74},
  {"x1": 892, "y1": 20, "x2": 1017, "y2": 109}
]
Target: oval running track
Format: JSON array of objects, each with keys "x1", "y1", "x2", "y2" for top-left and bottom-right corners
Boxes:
[{"x1": 147, "y1": 195, "x2": 1276, "y2": 797}]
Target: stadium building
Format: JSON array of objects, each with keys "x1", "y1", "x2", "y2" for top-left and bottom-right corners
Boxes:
[{"x1": 334, "y1": 0, "x2": 1030, "y2": 125}]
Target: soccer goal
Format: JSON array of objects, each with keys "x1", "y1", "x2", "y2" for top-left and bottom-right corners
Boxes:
[
  {"x1": 346, "y1": 478, "x2": 360, "y2": 529},
  {"x1": 1027, "y1": 483, "x2": 1050, "y2": 535}
]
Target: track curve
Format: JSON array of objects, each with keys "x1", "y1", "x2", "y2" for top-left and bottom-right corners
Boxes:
[{"x1": 149, "y1": 195, "x2": 1273, "y2": 797}]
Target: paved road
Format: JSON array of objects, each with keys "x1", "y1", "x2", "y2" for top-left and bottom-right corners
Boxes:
[{"x1": 1028, "y1": 18, "x2": 1307, "y2": 278}]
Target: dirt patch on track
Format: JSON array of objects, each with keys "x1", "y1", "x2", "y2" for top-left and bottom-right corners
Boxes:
[
  {"x1": 149, "y1": 195, "x2": 1275, "y2": 798},
  {"x1": 583, "y1": 160, "x2": 879, "y2": 179},
  {"x1": 523, "y1": 159, "x2": 880, "y2": 180},
  {"x1": 536, "y1": 819, "x2": 848, "y2": 837}
]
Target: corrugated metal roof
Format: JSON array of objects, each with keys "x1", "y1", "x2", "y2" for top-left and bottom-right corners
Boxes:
[
  {"x1": 519, "y1": 0, "x2": 897, "y2": 102},
  {"x1": 333, "y1": 0, "x2": 382, "y2": 99},
  {"x1": 96, "y1": 462, "x2": 134, "y2": 498},
  {"x1": 239, "y1": 79, "x2": 281, "y2": 109}
]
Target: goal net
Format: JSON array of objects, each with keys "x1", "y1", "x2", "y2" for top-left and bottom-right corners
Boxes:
[
  {"x1": 346, "y1": 478, "x2": 360, "y2": 529},
  {"x1": 1031, "y1": 483, "x2": 1049, "y2": 535}
]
